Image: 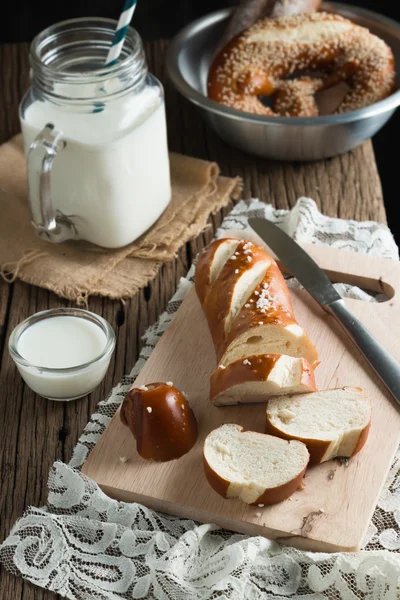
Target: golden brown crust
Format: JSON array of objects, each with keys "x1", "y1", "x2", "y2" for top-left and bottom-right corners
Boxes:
[
  {"x1": 210, "y1": 354, "x2": 316, "y2": 402},
  {"x1": 120, "y1": 382, "x2": 198, "y2": 462},
  {"x1": 224, "y1": 261, "x2": 295, "y2": 354},
  {"x1": 203, "y1": 454, "x2": 231, "y2": 498},
  {"x1": 210, "y1": 354, "x2": 281, "y2": 399},
  {"x1": 201, "y1": 240, "x2": 273, "y2": 358},
  {"x1": 208, "y1": 12, "x2": 396, "y2": 117},
  {"x1": 195, "y1": 238, "x2": 237, "y2": 306},
  {"x1": 351, "y1": 421, "x2": 371, "y2": 458},
  {"x1": 195, "y1": 237, "x2": 318, "y2": 368},
  {"x1": 253, "y1": 465, "x2": 307, "y2": 505}
]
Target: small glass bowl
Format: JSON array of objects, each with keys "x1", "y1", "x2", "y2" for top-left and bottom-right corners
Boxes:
[{"x1": 8, "y1": 308, "x2": 116, "y2": 401}]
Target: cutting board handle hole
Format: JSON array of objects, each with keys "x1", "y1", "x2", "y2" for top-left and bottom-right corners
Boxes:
[
  {"x1": 280, "y1": 265, "x2": 394, "y2": 302},
  {"x1": 322, "y1": 269, "x2": 394, "y2": 302},
  {"x1": 224, "y1": 231, "x2": 397, "y2": 303}
]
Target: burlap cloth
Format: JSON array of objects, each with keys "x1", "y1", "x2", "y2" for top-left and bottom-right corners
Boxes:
[{"x1": 0, "y1": 135, "x2": 241, "y2": 302}]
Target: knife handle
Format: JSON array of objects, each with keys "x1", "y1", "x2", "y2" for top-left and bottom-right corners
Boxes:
[{"x1": 325, "y1": 299, "x2": 400, "y2": 405}]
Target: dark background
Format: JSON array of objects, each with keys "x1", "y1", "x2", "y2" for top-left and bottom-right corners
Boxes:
[
  {"x1": 1, "y1": 1, "x2": 399, "y2": 240},
  {"x1": 1, "y1": 0, "x2": 399, "y2": 43}
]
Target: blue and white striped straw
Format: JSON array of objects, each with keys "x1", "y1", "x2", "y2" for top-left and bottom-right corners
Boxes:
[
  {"x1": 92, "y1": 0, "x2": 137, "y2": 112},
  {"x1": 105, "y1": 0, "x2": 137, "y2": 66}
]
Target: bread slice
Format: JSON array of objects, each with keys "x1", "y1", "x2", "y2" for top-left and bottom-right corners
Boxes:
[
  {"x1": 265, "y1": 387, "x2": 372, "y2": 465},
  {"x1": 210, "y1": 354, "x2": 316, "y2": 406},
  {"x1": 203, "y1": 424, "x2": 309, "y2": 505},
  {"x1": 220, "y1": 321, "x2": 319, "y2": 368}
]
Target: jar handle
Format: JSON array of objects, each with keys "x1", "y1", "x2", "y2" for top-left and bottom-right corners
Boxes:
[{"x1": 27, "y1": 123, "x2": 76, "y2": 243}]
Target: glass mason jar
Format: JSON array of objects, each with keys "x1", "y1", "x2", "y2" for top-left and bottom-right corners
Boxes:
[{"x1": 20, "y1": 18, "x2": 171, "y2": 248}]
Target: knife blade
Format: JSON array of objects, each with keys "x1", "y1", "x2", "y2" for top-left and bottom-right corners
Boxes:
[{"x1": 248, "y1": 217, "x2": 400, "y2": 405}]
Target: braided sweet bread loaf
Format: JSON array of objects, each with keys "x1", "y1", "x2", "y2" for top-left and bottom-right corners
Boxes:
[{"x1": 195, "y1": 237, "x2": 318, "y2": 405}]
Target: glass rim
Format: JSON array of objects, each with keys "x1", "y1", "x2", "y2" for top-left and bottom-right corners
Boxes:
[
  {"x1": 30, "y1": 17, "x2": 143, "y2": 83},
  {"x1": 9, "y1": 308, "x2": 116, "y2": 374}
]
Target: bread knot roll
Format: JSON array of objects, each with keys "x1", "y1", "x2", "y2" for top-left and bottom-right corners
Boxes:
[
  {"x1": 121, "y1": 382, "x2": 198, "y2": 461},
  {"x1": 208, "y1": 12, "x2": 396, "y2": 117}
]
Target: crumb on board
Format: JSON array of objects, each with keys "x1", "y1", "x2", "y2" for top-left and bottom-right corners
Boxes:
[{"x1": 119, "y1": 456, "x2": 129, "y2": 463}]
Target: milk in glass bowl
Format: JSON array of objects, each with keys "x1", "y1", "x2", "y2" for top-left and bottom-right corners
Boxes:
[
  {"x1": 20, "y1": 18, "x2": 171, "y2": 248},
  {"x1": 9, "y1": 308, "x2": 116, "y2": 400}
]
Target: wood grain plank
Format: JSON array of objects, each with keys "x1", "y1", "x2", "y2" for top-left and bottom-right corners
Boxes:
[
  {"x1": 0, "y1": 43, "x2": 29, "y2": 144},
  {"x1": 0, "y1": 280, "x2": 11, "y2": 360},
  {"x1": 0, "y1": 282, "x2": 66, "y2": 600},
  {"x1": 0, "y1": 39, "x2": 388, "y2": 599}
]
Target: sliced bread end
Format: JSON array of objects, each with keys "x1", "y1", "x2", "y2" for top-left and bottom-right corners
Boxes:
[
  {"x1": 220, "y1": 322, "x2": 319, "y2": 369},
  {"x1": 265, "y1": 387, "x2": 371, "y2": 464},
  {"x1": 210, "y1": 354, "x2": 316, "y2": 406},
  {"x1": 203, "y1": 424, "x2": 309, "y2": 505}
]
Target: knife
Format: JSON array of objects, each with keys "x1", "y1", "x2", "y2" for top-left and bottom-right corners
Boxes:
[{"x1": 248, "y1": 217, "x2": 400, "y2": 406}]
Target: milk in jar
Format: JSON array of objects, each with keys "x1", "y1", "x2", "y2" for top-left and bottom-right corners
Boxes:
[{"x1": 19, "y1": 18, "x2": 171, "y2": 248}]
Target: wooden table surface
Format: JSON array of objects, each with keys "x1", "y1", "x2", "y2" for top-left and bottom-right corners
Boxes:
[{"x1": 0, "y1": 41, "x2": 387, "y2": 600}]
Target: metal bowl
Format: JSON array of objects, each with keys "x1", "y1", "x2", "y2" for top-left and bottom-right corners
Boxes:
[{"x1": 166, "y1": 2, "x2": 400, "y2": 161}]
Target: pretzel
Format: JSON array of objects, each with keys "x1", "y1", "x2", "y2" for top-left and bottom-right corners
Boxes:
[
  {"x1": 219, "y1": 0, "x2": 322, "y2": 50},
  {"x1": 208, "y1": 12, "x2": 396, "y2": 117}
]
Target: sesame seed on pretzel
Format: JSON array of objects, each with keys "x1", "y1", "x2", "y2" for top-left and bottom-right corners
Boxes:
[{"x1": 207, "y1": 12, "x2": 396, "y2": 117}]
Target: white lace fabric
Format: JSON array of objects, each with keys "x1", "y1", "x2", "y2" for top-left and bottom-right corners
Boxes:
[{"x1": 1, "y1": 198, "x2": 400, "y2": 600}]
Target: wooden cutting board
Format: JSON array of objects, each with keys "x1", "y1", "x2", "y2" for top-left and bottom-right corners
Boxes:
[{"x1": 83, "y1": 231, "x2": 400, "y2": 552}]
